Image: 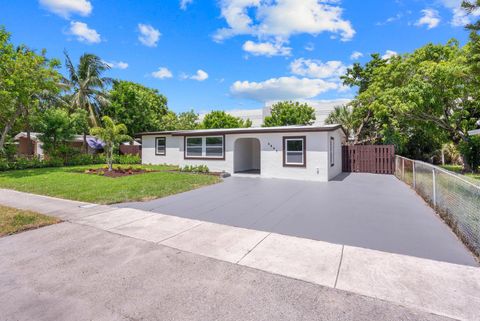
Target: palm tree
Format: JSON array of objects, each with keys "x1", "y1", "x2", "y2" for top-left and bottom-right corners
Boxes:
[
  {"x1": 63, "y1": 52, "x2": 111, "y2": 151},
  {"x1": 90, "y1": 116, "x2": 131, "y2": 171},
  {"x1": 325, "y1": 105, "x2": 356, "y2": 142}
]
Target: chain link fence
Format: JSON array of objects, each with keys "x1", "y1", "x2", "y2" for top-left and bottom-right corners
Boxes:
[{"x1": 395, "y1": 156, "x2": 480, "y2": 258}]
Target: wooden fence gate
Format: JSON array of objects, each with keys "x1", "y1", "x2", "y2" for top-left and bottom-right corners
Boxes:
[{"x1": 342, "y1": 145, "x2": 395, "y2": 174}]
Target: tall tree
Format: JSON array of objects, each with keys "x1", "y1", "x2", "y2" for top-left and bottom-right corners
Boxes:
[
  {"x1": 103, "y1": 80, "x2": 168, "y2": 136},
  {"x1": 63, "y1": 52, "x2": 111, "y2": 151},
  {"x1": 36, "y1": 108, "x2": 76, "y2": 158},
  {"x1": 201, "y1": 110, "x2": 251, "y2": 129},
  {"x1": 355, "y1": 41, "x2": 480, "y2": 171},
  {"x1": 262, "y1": 101, "x2": 315, "y2": 127},
  {"x1": 160, "y1": 110, "x2": 199, "y2": 131},
  {"x1": 0, "y1": 27, "x2": 62, "y2": 152}
]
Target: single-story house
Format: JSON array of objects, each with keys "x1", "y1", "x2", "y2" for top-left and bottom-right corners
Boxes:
[
  {"x1": 14, "y1": 132, "x2": 141, "y2": 158},
  {"x1": 14, "y1": 132, "x2": 96, "y2": 157},
  {"x1": 137, "y1": 124, "x2": 346, "y2": 181}
]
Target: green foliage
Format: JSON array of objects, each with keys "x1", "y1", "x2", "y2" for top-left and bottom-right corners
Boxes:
[
  {"x1": 0, "y1": 26, "x2": 62, "y2": 151},
  {"x1": 63, "y1": 52, "x2": 111, "y2": 127},
  {"x1": 160, "y1": 110, "x2": 199, "y2": 131},
  {"x1": 458, "y1": 136, "x2": 480, "y2": 172},
  {"x1": 325, "y1": 105, "x2": 355, "y2": 139},
  {"x1": 90, "y1": 116, "x2": 132, "y2": 171},
  {"x1": 103, "y1": 80, "x2": 168, "y2": 135},
  {"x1": 113, "y1": 154, "x2": 141, "y2": 164},
  {"x1": 200, "y1": 110, "x2": 251, "y2": 129},
  {"x1": 263, "y1": 101, "x2": 316, "y2": 127},
  {"x1": 180, "y1": 164, "x2": 209, "y2": 173},
  {"x1": 346, "y1": 40, "x2": 480, "y2": 169},
  {"x1": 35, "y1": 108, "x2": 76, "y2": 155}
]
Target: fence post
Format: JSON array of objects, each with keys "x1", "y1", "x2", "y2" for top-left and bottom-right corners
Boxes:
[
  {"x1": 412, "y1": 161, "x2": 416, "y2": 189},
  {"x1": 402, "y1": 157, "x2": 405, "y2": 181},
  {"x1": 432, "y1": 168, "x2": 436, "y2": 208}
]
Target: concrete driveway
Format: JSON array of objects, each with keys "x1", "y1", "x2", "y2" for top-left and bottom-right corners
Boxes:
[{"x1": 118, "y1": 173, "x2": 476, "y2": 266}]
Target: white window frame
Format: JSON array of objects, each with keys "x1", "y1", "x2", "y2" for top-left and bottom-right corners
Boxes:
[
  {"x1": 185, "y1": 135, "x2": 224, "y2": 159},
  {"x1": 155, "y1": 137, "x2": 166, "y2": 156},
  {"x1": 283, "y1": 136, "x2": 306, "y2": 167}
]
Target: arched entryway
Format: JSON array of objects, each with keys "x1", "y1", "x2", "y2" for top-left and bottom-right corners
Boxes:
[{"x1": 234, "y1": 138, "x2": 261, "y2": 174}]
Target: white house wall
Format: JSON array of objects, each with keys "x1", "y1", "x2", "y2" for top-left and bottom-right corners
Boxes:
[
  {"x1": 142, "y1": 131, "x2": 343, "y2": 182},
  {"x1": 327, "y1": 128, "x2": 345, "y2": 180},
  {"x1": 141, "y1": 135, "x2": 182, "y2": 165}
]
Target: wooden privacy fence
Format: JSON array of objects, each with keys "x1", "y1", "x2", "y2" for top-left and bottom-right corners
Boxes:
[
  {"x1": 119, "y1": 145, "x2": 141, "y2": 156},
  {"x1": 342, "y1": 145, "x2": 395, "y2": 174}
]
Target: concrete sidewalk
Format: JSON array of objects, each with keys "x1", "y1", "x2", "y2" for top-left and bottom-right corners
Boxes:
[{"x1": 1, "y1": 188, "x2": 479, "y2": 321}]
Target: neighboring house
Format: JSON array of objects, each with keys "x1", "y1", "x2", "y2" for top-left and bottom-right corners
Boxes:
[
  {"x1": 137, "y1": 124, "x2": 346, "y2": 181},
  {"x1": 199, "y1": 99, "x2": 350, "y2": 127},
  {"x1": 14, "y1": 132, "x2": 98, "y2": 158},
  {"x1": 468, "y1": 129, "x2": 480, "y2": 136}
]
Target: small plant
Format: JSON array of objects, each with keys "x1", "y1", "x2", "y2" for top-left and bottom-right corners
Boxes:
[{"x1": 180, "y1": 164, "x2": 210, "y2": 173}]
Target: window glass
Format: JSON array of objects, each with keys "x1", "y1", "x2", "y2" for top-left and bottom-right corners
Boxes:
[
  {"x1": 330, "y1": 137, "x2": 335, "y2": 166},
  {"x1": 156, "y1": 137, "x2": 166, "y2": 155},
  {"x1": 206, "y1": 136, "x2": 223, "y2": 157},
  {"x1": 285, "y1": 138, "x2": 304, "y2": 165},
  {"x1": 186, "y1": 137, "x2": 202, "y2": 157}
]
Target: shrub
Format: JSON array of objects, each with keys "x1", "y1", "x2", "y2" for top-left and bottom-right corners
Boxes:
[
  {"x1": 113, "y1": 154, "x2": 141, "y2": 164},
  {"x1": 180, "y1": 164, "x2": 209, "y2": 173},
  {"x1": 0, "y1": 153, "x2": 141, "y2": 172}
]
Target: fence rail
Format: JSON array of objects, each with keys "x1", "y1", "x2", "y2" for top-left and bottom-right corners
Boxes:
[{"x1": 395, "y1": 155, "x2": 480, "y2": 257}]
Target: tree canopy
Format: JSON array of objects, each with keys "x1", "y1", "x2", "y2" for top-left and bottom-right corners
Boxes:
[
  {"x1": 0, "y1": 27, "x2": 62, "y2": 152},
  {"x1": 263, "y1": 101, "x2": 316, "y2": 127},
  {"x1": 200, "y1": 110, "x2": 251, "y2": 129},
  {"x1": 330, "y1": 39, "x2": 480, "y2": 170},
  {"x1": 102, "y1": 80, "x2": 168, "y2": 135}
]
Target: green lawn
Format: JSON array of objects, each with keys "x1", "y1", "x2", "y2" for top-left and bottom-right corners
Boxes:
[
  {"x1": 439, "y1": 165, "x2": 480, "y2": 182},
  {"x1": 0, "y1": 205, "x2": 60, "y2": 236},
  {"x1": 0, "y1": 164, "x2": 220, "y2": 204}
]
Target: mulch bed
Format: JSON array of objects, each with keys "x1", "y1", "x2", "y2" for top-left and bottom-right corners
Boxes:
[{"x1": 83, "y1": 168, "x2": 156, "y2": 178}]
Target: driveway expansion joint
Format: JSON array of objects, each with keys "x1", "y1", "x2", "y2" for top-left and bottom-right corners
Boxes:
[{"x1": 334, "y1": 245, "x2": 345, "y2": 288}]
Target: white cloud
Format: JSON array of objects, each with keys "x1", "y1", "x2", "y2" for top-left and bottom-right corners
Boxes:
[
  {"x1": 68, "y1": 21, "x2": 101, "y2": 44},
  {"x1": 304, "y1": 42, "x2": 315, "y2": 51},
  {"x1": 350, "y1": 51, "x2": 363, "y2": 60},
  {"x1": 415, "y1": 9, "x2": 441, "y2": 29},
  {"x1": 382, "y1": 50, "x2": 398, "y2": 60},
  {"x1": 39, "y1": 0, "x2": 92, "y2": 18},
  {"x1": 104, "y1": 61, "x2": 129, "y2": 70},
  {"x1": 152, "y1": 67, "x2": 173, "y2": 79},
  {"x1": 230, "y1": 76, "x2": 339, "y2": 102},
  {"x1": 242, "y1": 40, "x2": 291, "y2": 57},
  {"x1": 190, "y1": 69, "x2": 209, "y2": 81},
  {"x1": 290, "y1": 58, "x2": 346, "y2": 79},
  {"x1": 214, "y1": 0, "x2": 355, "y2": 43},
  {"x1": 138, "y1": 24, "x2": 161, "y2": 47},
  {"x1": 438, "y1": 0, "x2": 480, "y2": 27},
  {"x1": 376, "y1": 13, "x2": 403, "y2": 26},
  {"x1": 180, "y1": 0, "x2": 193, "y2": 10}
]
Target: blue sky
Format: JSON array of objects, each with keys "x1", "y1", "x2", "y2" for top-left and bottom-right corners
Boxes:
[{"x1": 0, "y1": 0, "x2": 476, "y2": 113}]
